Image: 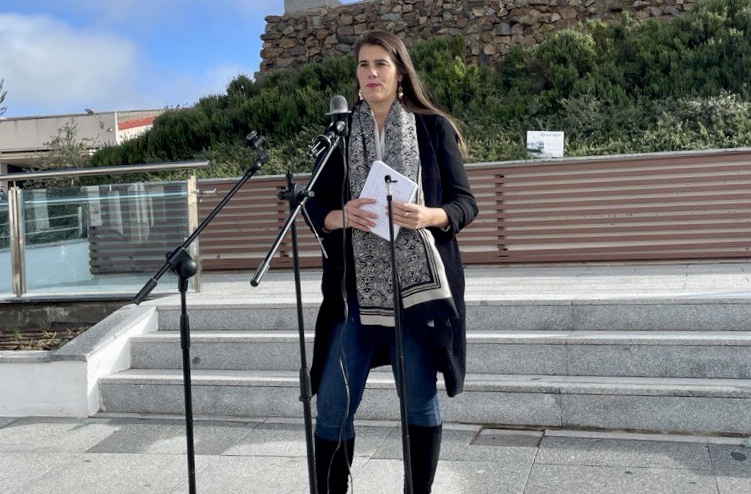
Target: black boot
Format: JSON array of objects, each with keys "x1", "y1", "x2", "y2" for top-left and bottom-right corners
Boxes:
[
  {"x1": 315, "y1": 435, "x2": 355, "y2": 494},
  {"x1": 406, "y1": 424, "x2": 442, "y2": 494}
]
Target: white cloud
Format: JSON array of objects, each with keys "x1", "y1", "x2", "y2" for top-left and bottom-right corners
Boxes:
[
  {"x1": 201, "y1": 63, "x2": 253, "y2": 98},
  {"x1": 0, "y1": 13, "x2": 139, "y2": 115},
  {"x1": 0, "y1": 2, "x2": 303, "y2": 117},
  {"x1": 129, "y1": 62, "x2": 251, "y2": 111}
]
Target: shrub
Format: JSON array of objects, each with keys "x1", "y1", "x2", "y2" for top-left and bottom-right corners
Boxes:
[{"x1": 90, "y1": 0, "x2": 751, "y2": 179}]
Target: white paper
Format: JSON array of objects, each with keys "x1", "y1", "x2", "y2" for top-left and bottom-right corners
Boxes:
[{"x1": 358, "y1": 160, "x2": 418, "y2": 240}]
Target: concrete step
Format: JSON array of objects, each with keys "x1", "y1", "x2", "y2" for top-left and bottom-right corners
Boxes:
[
  {"x1": 155, "y1": 298, "x2": 751, "y2": 331},
  {"x1": 98, "y1": 370, "x2": 751, "y2": 435},
  {"x1": 100, "y1": 296, "x2": 751, "y2": 436},
  {"x1": 129, "y1": 330, "x2": 751, "y2": 379}
]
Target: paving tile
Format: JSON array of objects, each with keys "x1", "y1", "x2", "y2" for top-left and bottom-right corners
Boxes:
[
  {"x1": 13, "y1": 452, "x2": 209, "y2": 494},
  {"x1": 189, "y1": 455, "x2": 313, "y2": 494},
  {"x1": 0, "y1": 452, "x2": 78, "y2": 494},
  {"x1": 0, "y1": 417, "x2": 118, "y2": 453},
  {"x1": 524, "y1": 464, "x2": 717, "y2": 494},
  {"x1": 536, "y1": 436, "x2": 712, "y2": 470},
  {"x1": 352, "y1": 458, "x2": 532, "y2": 494},
  {"x1": 87, "y1": 419, "x2": 256, "y2": 455},
  {"x1": 709, "y1": 444, "x2": 751, "y2": 494}
]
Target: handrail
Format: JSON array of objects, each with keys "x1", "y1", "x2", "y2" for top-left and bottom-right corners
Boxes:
[
  {"x1": 0, "y1": 160, "x2": 210, "y2": 181},
  {"x1": 0, "y1": 160, "x2": 208, "y2": 298}
]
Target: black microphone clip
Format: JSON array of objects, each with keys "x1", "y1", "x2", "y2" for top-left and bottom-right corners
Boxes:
[
  {"x1": 308, "y1": 95, "x2": 351, "y2": 158},
  {"x1": 242, "y1": 130, "x2": 266, "y2": 150},
  {"x1": 309, "y1": 120, "x2": 347, "y2": 158}
]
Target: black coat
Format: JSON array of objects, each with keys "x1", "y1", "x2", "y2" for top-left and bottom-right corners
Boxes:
[{"x1": 306, "y1": 112, "x2": 478, "y2": 397}]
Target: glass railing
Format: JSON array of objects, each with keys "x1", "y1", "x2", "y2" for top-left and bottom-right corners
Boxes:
[
  {"x1": 0, "y1": 195, "x2": 9, "y2": 296},
  {"x1": 0, "y1": 161, "x2": 207, "y2": 298}
]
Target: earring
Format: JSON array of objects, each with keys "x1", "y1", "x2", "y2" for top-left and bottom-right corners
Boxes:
[
  {"x1": 358, "y1": 89, "x2": 364, "y2": 101},
  {"x1": 397, "y1": 81, "x2": 404, "y2": 100}
]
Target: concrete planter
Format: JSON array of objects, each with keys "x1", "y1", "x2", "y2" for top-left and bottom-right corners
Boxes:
[{"x1": 0, "y1": 304, "x2": 157, "y2": 416}]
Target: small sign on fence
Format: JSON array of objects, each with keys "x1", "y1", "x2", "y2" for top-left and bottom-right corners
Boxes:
[{"x1": 526, "y1": 130, "x2": 565, "y2": 158}]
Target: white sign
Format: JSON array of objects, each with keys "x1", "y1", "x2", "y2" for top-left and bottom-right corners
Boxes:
[{"x1": 526, "y1": 131, "x2": 564, "y2": 158}]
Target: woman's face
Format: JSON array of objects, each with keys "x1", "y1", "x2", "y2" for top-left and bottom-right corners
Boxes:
[{"x1": 357, "y1": 43, "x2": 401, "y2": 108}]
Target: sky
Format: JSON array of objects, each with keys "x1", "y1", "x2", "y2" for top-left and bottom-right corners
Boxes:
[{"x1": 0, "y1": 0, "x2": 358, "y2": 118}]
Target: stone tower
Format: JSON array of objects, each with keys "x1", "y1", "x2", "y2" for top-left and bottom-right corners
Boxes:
[{"x1": 284, "y1": 0, "x2": 343, "y2": 14}]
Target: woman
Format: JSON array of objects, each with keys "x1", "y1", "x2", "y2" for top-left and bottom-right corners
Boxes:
[{"x1": 306, "y1": 30, "x2": 478, "y2": 494}]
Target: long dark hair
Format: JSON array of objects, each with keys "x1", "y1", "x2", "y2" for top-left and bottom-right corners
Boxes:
[{"x1": 353, "y1": 31, "x2": 467, "y2": 155}]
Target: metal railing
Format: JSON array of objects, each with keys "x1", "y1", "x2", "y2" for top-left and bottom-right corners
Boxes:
[
  {"x1": 0, "y1": 161, "x2": 209, "y2": 298},
  {"x1": 194, "y1": 149, "x2": 751, "y2": 269},
  {"x1": 3, "y1": 149, "x2": 751, "y2": 296}
]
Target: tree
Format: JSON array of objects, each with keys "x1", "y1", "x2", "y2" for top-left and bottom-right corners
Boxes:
[
  {"x1": 0, "y1": 79, "x2": 7, "y2": 116},
  {"x1": 38, "y1": 120, "x2": 98, "y2": 169},
  {"x1": 28, "y1": 120, "x2": 98, "y2": 188}
]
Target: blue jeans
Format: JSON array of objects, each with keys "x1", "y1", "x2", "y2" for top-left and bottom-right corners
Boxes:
[{"x1": 315, "y1": 306, "x2": 442, "y2": 441}]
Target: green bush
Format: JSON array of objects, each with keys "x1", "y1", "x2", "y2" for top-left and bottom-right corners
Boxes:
[{"x1": 90, "y1": 0, "x2": 751, "y2": 176}]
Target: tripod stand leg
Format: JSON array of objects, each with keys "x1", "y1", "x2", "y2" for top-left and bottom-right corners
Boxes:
[
  {"x1": 380, "y1": 184, "x2": 414, "y2": 494},
  {"x1": 179, "y1": 273, "x2": 197, "y2": 494}
]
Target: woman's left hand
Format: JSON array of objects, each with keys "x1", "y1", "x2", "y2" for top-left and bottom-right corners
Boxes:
[{"x1": 390, "y1": 201, "x2": 448, "y2": 230}]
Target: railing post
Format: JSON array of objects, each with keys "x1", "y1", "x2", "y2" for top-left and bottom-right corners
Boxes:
[
  {"x1": 8, "y1": 185, "x2": 26, "y2": 297},
  {"x1": 186, "y1": 175, "x2": 201, "y2": 292},
  {"x1": 77, "y1": 206, "x2": 84, "y2": 237}
]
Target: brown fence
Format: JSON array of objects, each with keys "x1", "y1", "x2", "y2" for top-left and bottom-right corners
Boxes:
[
  {"x1": 195, "y1": 148, "x2": 751, "y2": 270},
  {"x1": 493, "y1": 150, "x2": 751, "y2": 263},
  {"x1": 88, "y1": 183, "x2": 189, "y2": 274}
]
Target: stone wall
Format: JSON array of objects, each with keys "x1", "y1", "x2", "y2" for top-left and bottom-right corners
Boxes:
[{"x1": 261, "y1": 0, "x2": 695, "y2": 73}]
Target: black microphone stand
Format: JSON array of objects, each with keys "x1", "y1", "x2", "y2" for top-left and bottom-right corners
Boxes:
[
  {"x1": 384, "y1": 175, "x2": 414, "y2": 494},
  {"x1": 251, "y1": 126, "x2": 345, "y2": 494},
  {"x1": 133, "y1": 132, "x2": 268, "y2": 494}
]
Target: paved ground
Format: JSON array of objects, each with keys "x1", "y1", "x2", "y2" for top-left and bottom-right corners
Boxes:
[
  {"x1": 176, "y1": 260, "x2": 751, "y2": 306},
  {"x1": 5, "y1": 259, "x2": 751, "y2": 303},
  {"x1": 3, "y1": 261, "x2": 751, "y2": 493},
  {"x1": 1, "y1": 414, "x2": 750, "y2": 494}
]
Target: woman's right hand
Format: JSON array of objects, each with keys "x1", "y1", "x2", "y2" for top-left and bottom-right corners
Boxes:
[{"x1": 324, "y1": 198, "x2": 378, "y2": 232}]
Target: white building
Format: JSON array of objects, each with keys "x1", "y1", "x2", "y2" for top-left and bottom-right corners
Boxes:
[{"x1": 0, "y1": 109, "x2": 163, "y2": 175}]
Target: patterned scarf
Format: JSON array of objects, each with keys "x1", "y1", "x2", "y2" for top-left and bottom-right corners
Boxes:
[{"x1": 349, "y1": 100, "x2": 455, "y2": 328}]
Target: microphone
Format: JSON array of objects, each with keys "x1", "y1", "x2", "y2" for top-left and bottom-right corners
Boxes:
[
  {"x1": 327, "y1": 95, "x2": 351, "y2": 123},
  {"x1": 242, "y1": 130, "x2": 265, "y2": 149},
  {"x1": 384, "y1": 174, "x2": 396, "y2": 196},
  {"x1": 309, "y1": 95, "x2": 351, "y2": 157}
]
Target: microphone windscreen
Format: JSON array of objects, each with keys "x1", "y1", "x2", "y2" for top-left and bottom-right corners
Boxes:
[{"x1": 326, "y1": 95, "x2": 351, "y2": 115}]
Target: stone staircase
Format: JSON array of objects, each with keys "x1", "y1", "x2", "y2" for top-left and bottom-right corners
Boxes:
[{"x1": 98, "y1": 298, "x2": 751, "y2": 435}]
